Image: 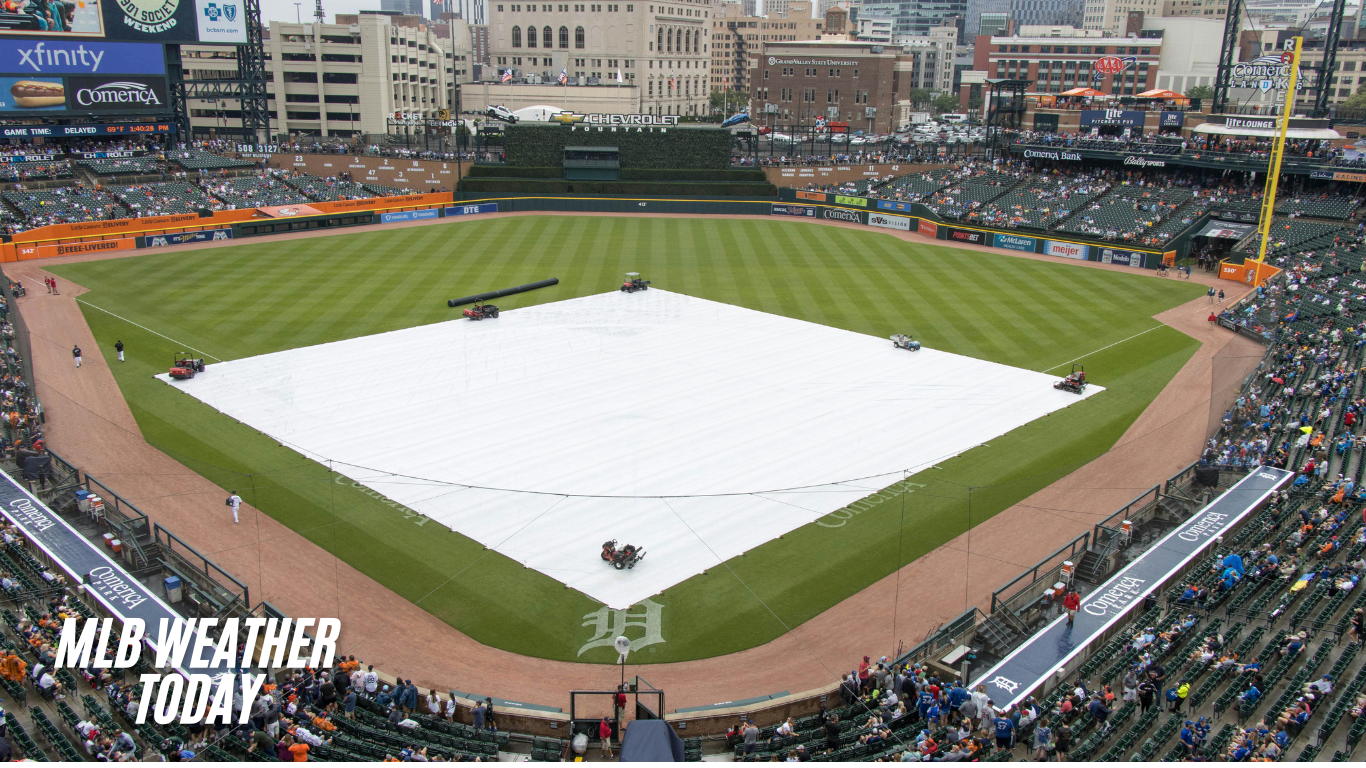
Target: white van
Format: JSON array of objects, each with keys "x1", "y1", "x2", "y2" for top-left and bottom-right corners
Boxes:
[{"x1": 939, "y1": 113, "x2": 969, "y2": 124}]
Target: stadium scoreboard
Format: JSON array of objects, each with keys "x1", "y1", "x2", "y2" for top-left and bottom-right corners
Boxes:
[{"x1": 0, "y1": 0, "x2": 248, "y2": 129}]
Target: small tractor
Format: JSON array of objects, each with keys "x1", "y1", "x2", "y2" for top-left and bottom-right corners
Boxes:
[
  {"x1": 601, "y1": 539, "x2": 645, "y2": 570},
  {"x1": 169, "y1": 354, "x2": 205, "y2": 380},
  {"x1": 463, "y1": 303, "x2": 500, "y2": 320},
  {"x1": 620, "y1": 272, "x2": 651, "y2": 293},
  {"x1": 891, "y1": 334, "x2": 921, "y2": 351},
  {"x1": 1054, "y1": 364, "x2": 1088, "y2": 395}
]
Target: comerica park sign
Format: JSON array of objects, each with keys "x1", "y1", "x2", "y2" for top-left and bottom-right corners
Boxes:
[{"x1": 1230, "y1": 52, "x2": 1306, "y2": 92}]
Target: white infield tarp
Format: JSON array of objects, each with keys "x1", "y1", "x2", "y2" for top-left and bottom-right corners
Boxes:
[{"x1": 160, "y1": 290, "x2": 1102, "y2": 609}]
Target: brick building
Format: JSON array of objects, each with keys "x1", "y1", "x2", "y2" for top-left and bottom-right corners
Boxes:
[
  {"x1": 971, "y1": 29, "x2": 1160, "y2": 95},
  {"x1": 749, "y1": 39, "x2": 901, "y2": 132},
  {"x1": 711, "y1": 1, "x2": 825, "y2": 94}
]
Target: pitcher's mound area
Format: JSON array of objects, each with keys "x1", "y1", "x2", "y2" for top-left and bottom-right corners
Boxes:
[{"x1": 158, "y1": 290, "x2": 1101, "y2": 608}]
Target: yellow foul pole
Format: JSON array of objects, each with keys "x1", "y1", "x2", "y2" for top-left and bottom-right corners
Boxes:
[{"x1": 1255, "y1": 36, "x2": 1303, "y2": 263}]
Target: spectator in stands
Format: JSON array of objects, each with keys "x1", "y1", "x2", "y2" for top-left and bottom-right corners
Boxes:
[
  {"x1": 992, "y1": 708, "x2": 1015, "y2": 752},
  {"x1": 34, "y1": 664, "x2": 60, "y2": 700},
  {"x1": 824, "y1": 714, "x2": 841, "y2": 751}
]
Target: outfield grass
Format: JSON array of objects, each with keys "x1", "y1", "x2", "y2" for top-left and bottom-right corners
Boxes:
[{"x1": 51, "y1": 216, "x2": 1205, "y2": 664}]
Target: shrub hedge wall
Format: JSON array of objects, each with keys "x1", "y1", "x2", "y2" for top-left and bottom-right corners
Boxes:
[
  {"x1": 467, "y1": 165, "x2": 766, "y2": 182},
  {"x1": 503, "y1": 124, "x2": 732, "y2": 169},
  {"x1": 460, "y1": 178, "x2": 777, "y2": 197}
]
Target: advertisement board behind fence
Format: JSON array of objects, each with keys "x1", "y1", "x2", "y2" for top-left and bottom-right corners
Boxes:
[
  {"x1": 867, "y1": 212, "x2": 910, "y2": 231},
  {"x1": 380, "y1": 209, "x2": 441, "y2": 224},
  {"x1": 946, "y1": 227, "x2": 984, "y2": 245},
  {"x1": 1098, "y1": 247, "x2": 1145, "y2": 268},
  {"x1": 822, "y1": 208, "x2": 863, "y2": 224},
  {"x1": 992, "y1": 233, "x2": 1036, "y2": 253},
  {"x1": 1045, "y1": 240, "x2": 1089, "y2": 260},
  {"x1": 147, "y1": 229, "x2": 231, "y2": 247}
]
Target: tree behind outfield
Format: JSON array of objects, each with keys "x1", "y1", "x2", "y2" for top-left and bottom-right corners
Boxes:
[
  {"x1": 906, "y1": 88, "x2": 934, "y2": 107},
  {"x1": 1341, "y1": 84, "x2": 1366, "y2": 110},
  {"x1": 932, "y1": 93, "x2": 960, "y2": 113},
  {"x1": 711, "y1": 89, "x2": 745, "y2": 113}
]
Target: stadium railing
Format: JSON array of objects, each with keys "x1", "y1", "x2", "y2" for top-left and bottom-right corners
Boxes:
[{"x1": 151, "y1": 522, "x2": 249, "y2": 616}]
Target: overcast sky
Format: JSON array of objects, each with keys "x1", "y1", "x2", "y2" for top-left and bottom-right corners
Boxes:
[{"x1": 259, "y1": 0, "x2": 376, "y2": 25}]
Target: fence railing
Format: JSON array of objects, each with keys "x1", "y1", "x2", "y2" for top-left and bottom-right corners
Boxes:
[
  {"x1": 78, "y1": 473, "x2": 152, "y2": 569},
  {"x1": 989, "y1": 532, "x2": 1091, "y2": 615},
  {"x1": 892, "y1": 607, "x2": 985, "y2": 671},
  {"x1": 1091, "y1": 485, "x2": 1163, "y2": 547},
  {"x1": 42, "y1": 448, "x2": 80, "y2": 498},
  {"x1": 153, "y1": 523, "x2": 248, "y2": 614}
]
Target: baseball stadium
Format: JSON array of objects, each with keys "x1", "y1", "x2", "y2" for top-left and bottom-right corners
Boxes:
[{"x1": 0, "y1": 3, "x2": 1360, "y2": 761}]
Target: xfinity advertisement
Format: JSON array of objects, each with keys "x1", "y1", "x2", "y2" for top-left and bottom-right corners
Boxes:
[{"x1": 0, "y1": 40, "x2": 165, "y2": 74}]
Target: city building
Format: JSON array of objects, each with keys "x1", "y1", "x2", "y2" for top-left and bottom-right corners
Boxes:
[
  {"x1": 384, "y1": 0, "x2": 429, "y2": 18},
  {"x1": 433, "y1": 18, "x2": 480, "y2": 75},
  {"x1": 825, "y1": 5, "x2": 848, "y2": 32},
  {"x1": 747, "y1": 38, "x2": 914, "y2": 132},
  {"x1": 817, "y1": 0, "x2": 849, "y2": 16},
  {"x1": 976, "y1": 9, "x2": 1009, "y2": 35},
  {"x1": 895, "y1": 23, "x2": 957, "y2": 92},
  {"x1": 857, "y1": 0, "x2": 965, "y2": 39},
  {"x1": 856, "y1": 15, "x2": 893, "y2": 40},
  {"x1": 487, "y1": 0, "x2": 711, "y2": 115},
  {"x1": 1146, "y1": 17, "x2": 1219, "y2": 96},
  {"x1": 1295, "y1": 42, "x2": 1366, "y2": 110},
  {"x1": 1083, "y1": 0, "x2": 1164, "y2": 34},
  {"x1": 436, "y1": 0, "x2": 489, "y2": 25},
  {"x1": 184, "y1": 13, "x2": 464, "y2": 139},
  {"x1": 1244, "y1": 0, "x2": 1321, "y2": 25},
  {"x1": 469, "y1": 81, "x2": 642, "y2": 110},
  {"x1": 963, "y1": 0, "x2": 1006, "y2": 36},
  {"x1": 964, "y1": 0, "x2": 1080, "y2": 37},
  {"x1": 711, "y1": 1, "x2": 823, "y2": 94},
  {"x1": 971, "y1": 28, "x2": 1159, "y2": 95},
  {"x1": 1158, "y1": 0, "x2": 1229, "y2": 19}
]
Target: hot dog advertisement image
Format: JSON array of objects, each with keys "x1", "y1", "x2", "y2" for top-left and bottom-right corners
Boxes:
[{"x1": 0, "y1": 76, "x2": 63, "y2": 110}]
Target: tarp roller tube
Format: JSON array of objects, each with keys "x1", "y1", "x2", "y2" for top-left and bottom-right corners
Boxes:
[{"x1": 447, "y1": 278, "x2": 560, "y2": 308}]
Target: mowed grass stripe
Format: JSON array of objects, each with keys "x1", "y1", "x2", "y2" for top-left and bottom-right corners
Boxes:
[{"x1": 51, "y1": 216, "x2": 1205, "y2": 663}]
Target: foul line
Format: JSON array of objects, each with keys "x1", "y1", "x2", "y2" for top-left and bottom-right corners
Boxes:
[
  {"x1": 1041, "y1": 324, "x2": 1164, "y2": 373},
  {"x1": 74, "y1": 299, "x2": 222, "y2": 362}
]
